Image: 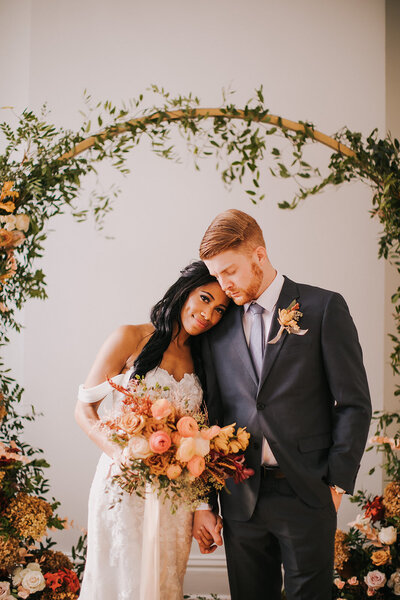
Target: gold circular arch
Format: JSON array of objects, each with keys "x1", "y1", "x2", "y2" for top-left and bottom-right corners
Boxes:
[{"x1": 60, "y1": 108, "x2": 355, "y2": 161}]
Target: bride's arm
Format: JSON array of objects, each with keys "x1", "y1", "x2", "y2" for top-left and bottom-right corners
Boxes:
[{"x1": 74, "y1": 325, "x2": 141, "y2": 462}]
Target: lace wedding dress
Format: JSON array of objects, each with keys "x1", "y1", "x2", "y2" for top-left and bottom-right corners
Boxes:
[{"x1": 77, "y1": 366, "x2": 203, "y2": 600}]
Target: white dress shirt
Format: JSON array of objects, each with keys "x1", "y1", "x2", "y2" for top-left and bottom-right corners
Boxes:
[{"x1": 243, "y1": 271, "x2": 284, "y2": 466}]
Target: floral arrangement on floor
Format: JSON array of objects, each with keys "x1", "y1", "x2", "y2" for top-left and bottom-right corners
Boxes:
[
  {"x1": 99, "y1": 376, "x2": 254, "y2": 512},
  {"x1": 0, "y1": 433, "x2": 86, "y2": 599},
  {"x1": 333, "y1": 411, "x2": 400, "y2": 599}
]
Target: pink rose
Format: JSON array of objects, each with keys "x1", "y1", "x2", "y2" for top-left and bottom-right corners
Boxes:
[
  {"x1": 0, "y1": 582, "x2": 10, "y2": 599},
  {"x1": 149, "y1": 431, "x2": 171, "y2": 454},
  {"x1": 166, "y1": 464, "x2": 182, "y2": 480},
  {"x1": 348, "y1": 577, "x2": 359, "y2": 586},
  {"x1": 367, "y1": 589, "x2": 375, "y2": 597},
  {"x1": 177, "y1": 416, "x2": 199, "y2": 437},
  {"x1": 176, "y1": 437, "x2": 196, "y2": 462},
  {"x1": 334, "y1": 578, "x2": 345, "y2": 589},
  {"x1": 151, "y1": 398, "x2": 172, "y2": 420},
  {"x1": 200, "y1": 425, "x2": 221, "y2": 440},
  {"x1": 187, "y1": 455, "x2": 205, "y2": 477},
  {"x1": 364, "y1": 570, "x2": 387, "y2": 590}
]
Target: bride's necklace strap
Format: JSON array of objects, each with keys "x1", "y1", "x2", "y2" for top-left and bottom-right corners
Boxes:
[{"x1": 77, "y1": 373, "x2": 126, "y2": 404}]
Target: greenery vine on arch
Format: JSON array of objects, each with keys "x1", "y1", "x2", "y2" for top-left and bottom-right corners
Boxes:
[{"x1": 0, "y1": 85, "x2": 399, "y2": 588}]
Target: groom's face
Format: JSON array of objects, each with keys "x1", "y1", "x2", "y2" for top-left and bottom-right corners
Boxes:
[{"x1": 204, "y1": 247, "x2": 264, "y2": 305}]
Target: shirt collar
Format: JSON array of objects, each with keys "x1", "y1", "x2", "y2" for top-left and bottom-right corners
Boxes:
[{"x1": 244, "y1": 271, "x2": 284, "y2": 314}]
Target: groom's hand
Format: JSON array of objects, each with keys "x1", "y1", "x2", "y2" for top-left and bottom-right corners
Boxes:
[{"x1": 193, "y1": 510, "x2": 223, "y2": 554}]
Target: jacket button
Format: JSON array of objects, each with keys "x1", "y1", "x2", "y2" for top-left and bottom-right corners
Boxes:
[{"x1": 256, "y1": 403, "x2": 265, "y2": 410}]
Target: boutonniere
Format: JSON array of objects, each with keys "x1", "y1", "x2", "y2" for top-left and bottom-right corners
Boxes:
[{"x1": 268, "y1": 300, "x2": 309, "y2": 345}]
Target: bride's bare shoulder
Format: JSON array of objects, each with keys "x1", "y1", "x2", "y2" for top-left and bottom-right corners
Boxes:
[{"x1": 115, "y1": 323, "x2": 155, "y2": 353}]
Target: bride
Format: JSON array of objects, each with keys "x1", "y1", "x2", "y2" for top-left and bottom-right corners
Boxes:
[{"x1": 74, "y1": 260, "x2": 229, "y2": 600}]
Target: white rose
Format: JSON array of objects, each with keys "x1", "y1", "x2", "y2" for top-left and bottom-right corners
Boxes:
[
  {"x1": 15, "y1": 214, "x2": 29, "y2": 232},
  {"x1": 378, "y1": 525, "x2": 397, "y2": 545},
  {"x1": 0, "y1": 582, "x2": 10, "y2": 599},
  {"x1": 123, "y1": 436, "x2": 151, "y2": 459},
  {"x1": 12, "y1": 567, "x2": 24, "y2": 586},
  {"x1": 21, "y1": 565, "x2": 45, "y2": 593},
  {"x1": 388, "y1": 570, "x2": 400, "y2": 595},
  {"x1": 0, "y1": 215, "x2": 16, "y2": 231},
  {"x1": 364, "y1": 570, "x2": 387, "y2": 590},
  {"x1": 194, "y1": 434, "x2": 210, "y2": 457}
]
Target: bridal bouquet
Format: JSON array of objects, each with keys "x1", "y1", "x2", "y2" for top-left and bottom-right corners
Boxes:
[{"x1": 97, "y1": 375, "x2": 254, "y2": 511}]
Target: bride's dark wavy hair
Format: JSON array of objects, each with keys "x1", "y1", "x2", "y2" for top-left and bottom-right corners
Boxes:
[{"x1": 130, "y1": 260, "x2": 219, "y2": 386}]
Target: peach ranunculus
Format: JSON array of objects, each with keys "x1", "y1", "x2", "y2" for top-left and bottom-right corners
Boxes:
[
  {"x1": 334, "y1": 578, "x2": 345, "y2": 589},
  {"x1": 176, "y1": 437, "x2": 196, "y2": 462},
  {"x1": 194, "y1": 434, "x2": 210, "y2": 457},
  {"x1": 123, "y1": 436, "x2": 152, "y2": 459},
  {"x1": 17, "y1": 587, "x2": 30, "y2": 599},
  {"x1": 15, "y1": 214, "x2": 29, "y2": 232},
  {"x1": 149, "y1": 431, "x2": 172, "y2": 454},
  {"x1": 177, "y1": 416, "x2": 199, "y2": 437},
  {"x1": 118, "y1": 413, "x2": 145, "y2": 435},
  {"x1": 348, "y1": 577, "x2": 359, "y2": 586},
  {"x1": 9, "y1": 230, "x2": 25, "y2": 247},
  {"x1": 151, "y1": 398, "x2": 173, "y2": 420},
  {"x1": 166, "y1": 464, "x2": 182, "y2": 480},
  {"x1": 187, "y1": 455, "x2": 205, "y2": 477},
  {"x1": 200, "y1": 425, "x2": 221, "y2": 440}
]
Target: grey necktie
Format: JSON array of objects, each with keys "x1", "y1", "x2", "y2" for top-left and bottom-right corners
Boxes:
[{"x1": 248, "y1": 302, "x2": 265, "y2": 379}]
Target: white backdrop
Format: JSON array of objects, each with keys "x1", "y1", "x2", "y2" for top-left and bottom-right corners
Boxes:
[{"x1": 1, "y1": 0, "x2": 386, "y2": 595}]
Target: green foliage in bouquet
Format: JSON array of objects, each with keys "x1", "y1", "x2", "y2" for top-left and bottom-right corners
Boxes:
[{"x1": 333, "y1": 412, "x2": 400, "y2": 599}]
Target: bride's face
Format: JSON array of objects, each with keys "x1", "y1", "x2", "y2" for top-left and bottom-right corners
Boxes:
[{"x1": 180, "y1": 281, "x2": 229, "y2": 336}]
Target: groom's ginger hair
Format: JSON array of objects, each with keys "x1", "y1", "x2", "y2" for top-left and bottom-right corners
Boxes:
[{"x1": 199, "y1": 209, "x2": 265, "y2": 259}]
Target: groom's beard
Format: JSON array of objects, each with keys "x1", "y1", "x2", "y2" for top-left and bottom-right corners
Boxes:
[{"x1": 228, "y1": 262, "x2": 264, "y2": 305}]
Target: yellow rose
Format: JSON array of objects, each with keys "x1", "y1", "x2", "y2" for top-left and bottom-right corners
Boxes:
[{"x1": 371, "y1": 548, "x2": 391, "y2": 566}]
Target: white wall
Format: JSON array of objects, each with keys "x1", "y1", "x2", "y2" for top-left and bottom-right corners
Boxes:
[{"x1": 1, "y1": 0, "x2": 386, "y2": 595}]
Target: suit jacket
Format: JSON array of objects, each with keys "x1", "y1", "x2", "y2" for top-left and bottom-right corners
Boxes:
[{"x1": 201, "y1": 276, "x2": 372, "y2": 521}]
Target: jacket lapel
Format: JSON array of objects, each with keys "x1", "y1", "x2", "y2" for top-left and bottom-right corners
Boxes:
[{"x1": 257, "y1": 276, "x2": 299, "y2": 395}]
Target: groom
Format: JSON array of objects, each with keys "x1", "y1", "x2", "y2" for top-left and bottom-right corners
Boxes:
[{"x1": 193, "y1": 209, "x2": 372, "y2": 600}]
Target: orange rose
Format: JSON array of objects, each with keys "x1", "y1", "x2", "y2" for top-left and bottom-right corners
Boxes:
[
  {"x1": 0, "y1": 229, "x2": 13, "y2": 248},
  {"x1": 149, "y1": 431, "x2": 172, "y2": 454},
  {"x1": 166, "y1": 464, "x2": 182, "y2": 480},
  {"x1": 187, "y1": 455, "x2": 205, "y2": 477},
  {"x1": 118, "y1": 413, "x2": 145, "y2": 435},
  {"x1": 177, "y1": 416, "x2": 198, "y2": 437}
]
